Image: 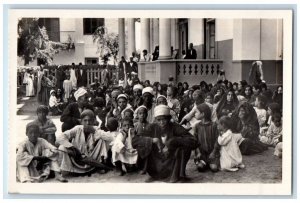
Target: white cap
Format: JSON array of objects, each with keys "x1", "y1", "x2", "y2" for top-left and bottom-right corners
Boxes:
[
  {"x1": 117, "y1": 94, "x2": 128, "y2": 100},
  {"x1": 50, "y1": 90, "x2": 56, "y2": 95},
  {"x1": 74, "y1": 88, "x2": 87, "y2": 101},
  {"x1": 133, "y1": 84, "x2": 143, "y2": 91},
  {"x1": 154, "y1": 105, "x2": 170, "y2": 117},
  {"x1": 142, "y1": 87, "x2": 154, "y2": 96}
]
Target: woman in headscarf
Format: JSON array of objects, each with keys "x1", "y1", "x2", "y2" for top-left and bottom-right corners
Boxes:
[
  {"x1": 216, "y1": 90, "x2": 239, "y2": 120},
  {"x1": 232, "y1": 102, "x2": 268, "y2": 155},
  {"x1": 132, "y1": 105, "x2": 197, "y2": 183},
  {"x1": 57, "y1": 109, "x2": 110, "y2": 175}
]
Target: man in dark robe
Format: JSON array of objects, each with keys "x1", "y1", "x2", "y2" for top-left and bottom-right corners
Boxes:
[
  {"x1": 132, "y1": 105, "x2": 197, "y2": 183},
  {"x1": 76, "y1": 63, "x2": 88, "y2": 87}
]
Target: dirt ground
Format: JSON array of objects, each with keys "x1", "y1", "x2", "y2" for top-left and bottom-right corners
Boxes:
[{"x1": 14, "y1": 93, "x2": 282, "y2": 183}]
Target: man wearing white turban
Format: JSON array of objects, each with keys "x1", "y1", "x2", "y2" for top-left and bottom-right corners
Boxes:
[
  {"x1": 132, "y1": 84, "x2": 144, "y2": 109},
  {"x1": 142, "y1": 87, "x2": 155, "y2": 123},
  {"x1": 60, "y1": 88, "x2": 91, "y2": 132},
  {"x1": 132, "y1": 105, "x2": 197, "y2": 183}
]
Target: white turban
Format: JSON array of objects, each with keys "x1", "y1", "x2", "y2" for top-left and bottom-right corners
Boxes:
[
  {"x1": 117, "y1": 94, "x2": 128, "y2": 100},
  {"x1": 133, "y1": 84, "x2": 143, "y2": 91},
  {"x1": 154, "y1": 105, "x2": 170, "y2": 118},
  {"x1": 134, "y1": 105, "x2": 148, "y2": 115},
  {"x1": 50, "y1": 90, "x2": 56, "y2": 95},
  {"x1": 142, "y1": 87, "x2": 154, "y2": 96},
  {"x1": 74, "y1": 88, "x2": 87, "y2": 101}
]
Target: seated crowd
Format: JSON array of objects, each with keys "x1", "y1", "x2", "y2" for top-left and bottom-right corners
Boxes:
[{"x1": 17, "y1": 74, "x2": 283, "y2": 183}]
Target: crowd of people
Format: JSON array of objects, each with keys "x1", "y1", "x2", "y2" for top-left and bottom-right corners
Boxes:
[{"x1": 17, "y1": 58, "x2": 283, "y2": 183}]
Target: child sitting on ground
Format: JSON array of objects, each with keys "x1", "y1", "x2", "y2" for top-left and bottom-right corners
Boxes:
[
  {"x1": 260, "y1": 113, "x2": 282, "y2": 147},
  {"x1": 112, "y1": 118, "x2": 138, "y2": 176},
  {"x1": 49, "y1": 90, "x2": 63, "y2": 115},
  {"x1": 217, "y1": 116, "x2": 245, "y2": 172},
  {"x1": 134, "y1": 105, "x2": 152, "y2": 174},
  {"x1": 254, "y1": 95, "x2": 267, "y2": 128},
  {"x1": 193, "y1": 103, "x2": 220, "y2": 172},
  {"x1": 16, "y1": 123, "x2": 67, "y2": 183}
]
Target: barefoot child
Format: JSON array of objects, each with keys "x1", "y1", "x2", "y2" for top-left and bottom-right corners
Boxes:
[
  {"x1": 193, "y1": 103, "x2": 220, "y2": 172},
  {"x1": 112, "y1": 118, "x2": 138, "y2": 175},
  {"x1": 217, "y1": 116, "x2": 244, "y2": 172},
  {"x1": 17, "y1": 123, "x2": 67, "y2": 183}
]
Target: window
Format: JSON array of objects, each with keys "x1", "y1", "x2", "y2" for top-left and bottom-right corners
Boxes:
[
  {"x1": 83, "y1": 18, "x2": 104, "y2": 35},
  {"x1": 85, "y1": 58, "x2": 99, "y2": 65},
  {"x1": 204, "y1": 18, "x2": 216, "y2": 59},
  {"x1": 38, "y1": 18, "x2": 60, "y2": 42}
]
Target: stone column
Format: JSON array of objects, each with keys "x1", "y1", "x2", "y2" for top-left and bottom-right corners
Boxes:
[
  {"x1": 140, "y1": 18, "x2": 150, "y2": 55},
  {"x1": 118, "y1": 18, "x2": 125, "y2": 59},
  {"x1": 127, "y1": 18, "x2": 136, "y2": 58},
  {"x1": 159, "y1": 18, "x2": 172, "y2": 60},
  {"x1": 153, "y1": 18, "x2": 159, "y2": 51}
]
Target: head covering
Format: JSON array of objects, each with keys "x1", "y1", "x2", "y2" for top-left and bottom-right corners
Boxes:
[
  {"x1": 117, "y1": 94, "x2": 128, "y2": 101},
  {"x1": 154, "y1": 105, "x2": 170, "y2": 118},
  {"x1": 80, "y1": 109, "x2": 95, "y2": 119},
  {"x1": 133, "y1": 84, "x2": 143, "y2": 91},
  {"x1": 36, "y1": 105, "x2": 49, "y2": 114},
  {"x1": 142, "y1": 87, "x2": 154, "y2": 96},
  {"x1": 74, "y1": 88, "x2": 87, "y2": 101},
  {"x1": 156, "y1": 95, "x2": 167, "y2": 103},
  {"x1": 50, "y1": 90, "x2": 56, "y2": 95},
  {"x1": 134, "y1": 105, "x2": 148, "y2": 115}
]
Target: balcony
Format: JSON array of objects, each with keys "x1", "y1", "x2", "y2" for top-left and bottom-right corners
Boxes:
[{"x1": 138, "y1": 59, "x2": 223, "y2": 85}]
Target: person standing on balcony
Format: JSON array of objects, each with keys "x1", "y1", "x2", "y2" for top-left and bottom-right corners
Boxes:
[
  {"x1": 128, "y1": 56, "x2": 138, "y2": 76},
  {"x1": 76, "y1": 63, "x2": 88, "y2": 88},
  {"x1": 140, "y1": 50, "x2": 152, "y2": 62},
  {"x1": 152, "y1": 46, "x2": 159, "y2": 61},
  {"x1": 186, "y1": 43, "x2": 197, "y2": 59}
]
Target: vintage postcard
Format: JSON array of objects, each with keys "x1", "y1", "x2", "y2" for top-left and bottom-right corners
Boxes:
[{"x1": 8, "y1": 9, "x2": 292, "y2": 195}]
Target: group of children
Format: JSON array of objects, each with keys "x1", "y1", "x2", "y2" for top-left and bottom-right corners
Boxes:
[{"x1": 17, "y1": 77, "x2": 283, "y2": 182}]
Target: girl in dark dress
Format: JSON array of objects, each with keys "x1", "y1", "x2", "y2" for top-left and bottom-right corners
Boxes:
[{"x1": 194, "y1": 103, "x2": 220, "y2": 172}]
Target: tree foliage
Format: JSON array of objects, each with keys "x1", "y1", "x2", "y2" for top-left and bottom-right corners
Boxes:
[
  {"x1": 93, "y1": 26, "x2": 119, "y2": 65},
  {"x1": 18, "y1": 18, "x2": 67, "y2": 65}
]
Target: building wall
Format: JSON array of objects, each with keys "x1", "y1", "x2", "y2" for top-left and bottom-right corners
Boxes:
[
  {"x1": 188, "y1": 19, "x2": 204, "y2": 59},
  {"x1": 215, "y1": 19, "x2": 237, "y2": 82}
]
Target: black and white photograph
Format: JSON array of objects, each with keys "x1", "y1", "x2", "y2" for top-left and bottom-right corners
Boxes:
[{"x1": 7, "y1": 9, "x2": 293, "y2": 195}]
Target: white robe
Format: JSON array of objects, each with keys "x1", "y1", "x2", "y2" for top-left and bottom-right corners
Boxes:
[
  {"x1": 24, "y1": 73, "x2": 35, "y2": 97},
  {"x1": 56, "y1": 125, "x2": 117, "y2": 173},
  {"x1": 16, "y1": 138, "x2": 60, "y2": 182},
  {"x1": 111, "y1": 130, "x2": 138, "y2": 165},
  {"x1": 70, "y1": 69, "x2": 77, "y2": 88},
  {"x1": 218, "y1": 130, "x2": 244, "y2": 171},
  {"x1": 63, "y1": 79, "x2": 73, "y2": 101}
]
